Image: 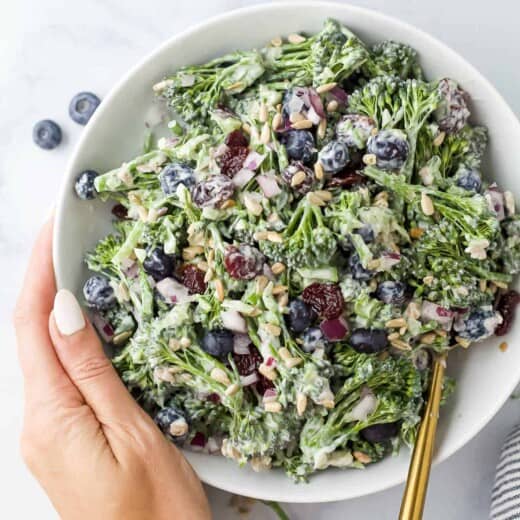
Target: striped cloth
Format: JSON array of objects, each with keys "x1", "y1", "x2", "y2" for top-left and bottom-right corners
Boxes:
[{"x1": 491, "y1": 425, "x2": 520, "y2": 519}]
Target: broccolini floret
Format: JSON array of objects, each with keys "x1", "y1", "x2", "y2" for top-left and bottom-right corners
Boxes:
[{"x1": 363, "y1": 40, "x2": 424, "y2": 80}]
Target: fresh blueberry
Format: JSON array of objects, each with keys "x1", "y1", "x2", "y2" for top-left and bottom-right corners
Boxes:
[
  {"x1": 367, "y1": 129, "x2": 409, "y2": 170},
  {"x1": 318, "y1": 140, "x2": 350, "y2": 173},
  {"x1": 282, "y1": 130, "x2": 315, "y2": 164},
  {"x1": 456, "y1": 167, "x2": 482, "y2": 193},
  {"x1": 32, "y1": 119, "x2": 62, "y2": 150},
  {"x1": 302, "y1": 327, "x2": 329, "y2": 353},
  {"x1": 69, "y1": 92, "x2": 101, "y2": 125},
  {"x1": 375, "y1": 281, "x2": 409, "y2": 305},
  {"x1": 455, "y1": 308, "x2": 500, "y2": 341},
  {"x1": 348, "y1": 253, "x2": 375, "y2": 281},
  {"x1": 287, "y1": 299, "x2": 316, "y2": 333},
  {"x1": 201, "y1": 329, "x2": 234, "y2": 359},
  {"x1": 74, "y1": 170, "x2": 98, "y2": 200},
  {"x1": 160, "y1": 162, "x2": 195, "y2": 195},
  {"x1": 360, "y1": 422, "x2": 399, "y2": 443},
  {"x1": 349, "y1": 328, "x2": 389, "y2": 354},
  {"x1": 83, "y1": 275, "x2": 116, "y2": 310},
  {"x1": 354, "y1": 225, "x2": 375, "y2": 244},
  {"x1": 143, "y1": 247, "x2": 175, "y2": 281},
  {"x1": 154, "y1": 406, "x2": 189, "y2": 444}
]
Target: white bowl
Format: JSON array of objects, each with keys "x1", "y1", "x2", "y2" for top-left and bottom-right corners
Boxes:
[{"x1": 53, "y1": 1, "x2": 520, "y2": 503}]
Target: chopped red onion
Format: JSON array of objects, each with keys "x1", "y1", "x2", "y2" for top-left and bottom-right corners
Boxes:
[
  {"x1": 263, "y1": 263, "x2": 275, "y2": 280},
  {"x1": 308, "y1": 88, "x2": 326, "y2": 117},
  {"x1": 288, "y1": 95, "x2": 305, "y2": 114},
  {"x1": 240, "y1": 373, "x2": 259, "y2": 386},
  {"x1": 232, "y1": 168, "x2": 255, "y2": 188},
  {"x1": 306, "y1": 105, "x2": 321, "y2": 125},
  {"x1": 243, "y1": 151, "x2": 266, "y2": 171},
  {"x1": 421, "y1": 301, "x2": 454, "y2": 330},
  {"x1": 485, "y1": 188, "x2": 505, "y2": 221},
  {"x1": 156, "y1": 277, "x2": 191, "y2": 304},
  {"x1": 233, "y1": 333, "x2": 252, "y2": 354},
  {"x1": 265, "y1": 356, "x2": 276, "y2": 367},
  {"x1": 320, "y1": 316, "x2": 349, "y2": 341},
  {"x1": 379, "y1": 252, "x2": 401, "y2": 271},
  {"x1": 263, "y1": 388, "x2": 278, "y2": 402},
  {"x1": 221, "y1": 310, "x2": 247, "y2": 333},
  {"x1": 257, "y1": 175, "x2": 281, "y2": 198},
  {"x1": 91, "y1": 312, "x2": 115, "y2": 342},
  {"x1": 329, "y1": 86, "x2": 349, "y2": 105}
]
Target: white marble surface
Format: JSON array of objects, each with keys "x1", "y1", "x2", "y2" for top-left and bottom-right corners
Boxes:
[{"x1": 1, "y1": 0, "x2": 520, "y2": 518}]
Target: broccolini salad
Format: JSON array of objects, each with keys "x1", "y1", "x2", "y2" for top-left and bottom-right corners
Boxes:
[{"x1": 76, "y1": 19, "x2": 520, "y2": 481}]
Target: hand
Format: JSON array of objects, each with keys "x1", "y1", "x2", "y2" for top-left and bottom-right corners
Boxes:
[{"x1": 14, "y1": 219, "x2": 211, "y2": 520}]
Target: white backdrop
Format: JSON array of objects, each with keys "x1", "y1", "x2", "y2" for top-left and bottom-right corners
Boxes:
[{"x1": 1, "y1": 1, "x2": 519, "y2": 518}]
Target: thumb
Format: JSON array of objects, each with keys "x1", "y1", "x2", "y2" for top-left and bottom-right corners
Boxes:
[{"x1": 49, "y1": 289, "x2": 142, "y2": 425}]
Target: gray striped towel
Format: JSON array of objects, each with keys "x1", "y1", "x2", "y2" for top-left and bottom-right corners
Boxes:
[{"x1": 491, "y1": 425, "x2": 520, "y2": 519}]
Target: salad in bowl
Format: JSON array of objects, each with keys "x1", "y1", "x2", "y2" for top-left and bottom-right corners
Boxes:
[{"x1": 73, "y1": 18, "x2": 519, "y2": 483}]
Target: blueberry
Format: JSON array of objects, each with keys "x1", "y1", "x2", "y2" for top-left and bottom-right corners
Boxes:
[
  {"x1": 83, "y1": 275, "x2": 116, "y2": 310},
  {"x1": 367, "y1": 129, "x2": 409, "y2": 170},
  {"x1": 318, "y1": 140, "x2": 350, "y2": 174},
  {"x1": 32, "y1": 119, "x2": 62, "y2": 150},
  {"x1": 160, "y1": 163, "x2": 195, "y2": 195},
  {"x1": 154, "y1": 406, "x2": 189, "y2": 444},
  {"x1": 287, "y1": 299, "x2": 316, "y2": 333},
  {"x1": 354, "y1": 225, "x2": 375, "y2": 244},
  {"x1": 455, "y1": 308, "x2": 500, "y2": 341},
  {"x1": 360, "y1": 422, "x2": 399, "y2": 443},
  {"x1": 456, "y1": 167, "x2": 482, "y2": 193},
  {"x1": 302, "y1": 327, "x2": 328, "y2": 353},
  {"x1": 348, "y1": 253, "x2": 375, "y2": 281},
  {"x1": 375, "y1": 281, "x2": 409, "y2": 305},
  {"x1": 143, "y1": 247, "x2": 175, "y2": 281},
  {"x1": 201, "y1": 329, "x2": 234, "y2": 359},
  {"x1": 69, "y1": 92, "x2": 101, "y2": 125},
  {"x1": 282, "y1": 130, "x2": 315, "y2": 164},
  {"x1": 349, "y1": 328, "x2": 389, "y2": 354},
  {"x1": 74, "y1": 170, "x2": 98, "y2": 200}
]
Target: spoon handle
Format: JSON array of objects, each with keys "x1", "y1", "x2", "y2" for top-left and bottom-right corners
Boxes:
[{"x1": 399, "y1": 355, "x2": 447, "y2": 520}]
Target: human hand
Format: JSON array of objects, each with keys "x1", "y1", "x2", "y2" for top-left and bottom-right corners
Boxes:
[{"x1": 14, "y1": 219, "x2": 211, "y2": 520}]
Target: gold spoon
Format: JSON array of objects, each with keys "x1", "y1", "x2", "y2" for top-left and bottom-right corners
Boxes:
[{"x1": 399, "y1": 354, "x2": 447, "y2": 520}]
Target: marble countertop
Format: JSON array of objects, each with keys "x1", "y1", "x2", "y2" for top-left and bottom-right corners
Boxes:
[{"x1": 1, "y1": 0, "x2": 519, "y2": 518}]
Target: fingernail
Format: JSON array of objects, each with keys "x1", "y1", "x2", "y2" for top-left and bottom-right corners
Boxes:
[{"x1": 54, "y1": 289, "x2": 86, "y2": 335}]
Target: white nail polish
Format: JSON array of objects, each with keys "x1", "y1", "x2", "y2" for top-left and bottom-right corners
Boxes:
[{"x1": 54, "y1": 289, "x2": 86, "y2": 335}]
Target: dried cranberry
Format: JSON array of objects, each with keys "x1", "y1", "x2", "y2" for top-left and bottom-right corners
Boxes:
[
  {"x1": 256, "y1": 375, "x2": 275, "y2": 395},
  {"x1": 233, "y1": 348, "x2": 263, "y2": 376},
  {"x1": 191, "y1": 175, "x2": 234, "y2": 208},
  {"x1": 179, "y1": 264, "x2": 207, "y2": 294},
  {"x1": 225, "y1": 130, "x2": 249, "y2": 148},
  {"x1": 111, "y1": 203, "x2": 128, "y2": 219},
  {"x1": 326, "y1": 170, "x2": 367, "y2": 189},
  {"x1": 302, "y1": 282, "x2": 344, "y2": 319},
  {"x1": 207, "y1": 393, "x2": 221, "y2": 404},
  {"x1": 218, "y1": 146, "x2": 249, "y2": 177},
  {"x1": 224, "y1": 244, "x2": 265, "y2": 280},
  {"x1": 496, "y1": 290, "x2": 520, "y2": 336}
]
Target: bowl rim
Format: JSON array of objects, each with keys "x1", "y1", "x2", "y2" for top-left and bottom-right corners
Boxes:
[{"x1": 53, "y1": 1, "x2": 520, "y2": 502}]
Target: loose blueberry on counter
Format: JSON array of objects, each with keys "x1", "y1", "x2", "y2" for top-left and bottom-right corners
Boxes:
[
  {"x1": 360, "y1": 422, "x2": 399, "y2": 443},
  {"x1": 318, "y1": 140, "x2": 350, "y2": 174},
  {"x1": 69, "y1": 92, "x2": 101, "y2": 125},
  {"x1": 33, "y1": 119, "x2": 62, "y2": 150},
  {"x1": 302, "y1": 327, "x2": 329, "y2": 353},
  {"x1": 282, "y1": 130, "x2": 315, "y2": 164},
  {"x1": 455, "y1": 167, "x2": 482, "y2": 193},
  {"x1": 143, "y1": 247, "x2": 175, "y2": 281},
  {"x1": 375, "y1": 280, "x2": 409, "y2": 305},
  {"x1": 287, "y1": 299, "x2": 316, "y2": 333},
  {"x1": 74, "y1": 170, "x2": 98, "y2": 200},
  {"x1": 159, "y1": 162, "x2": 195, "y2": 195},
  {"x1": 154, "y1": 407, "x2": 189, "y2": 444},
  {"x1": 354, "y1": 225, "x2": 375, "y2": 244},
  {"x1": 367, "y1": 129, "x2": 409, "y2": 170},
  {"x1": 348, "y1": 253, "x2": 375, "y2": 281},
  {"x1": 349, "y1": 328, "x2": 388, "y2": 354},
  {"x1": 201, "y1": 329, "x2": 234, "y2": 360},
  {"x1": 83, "y1": 275, "x2": 116, "y2": 310}
]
